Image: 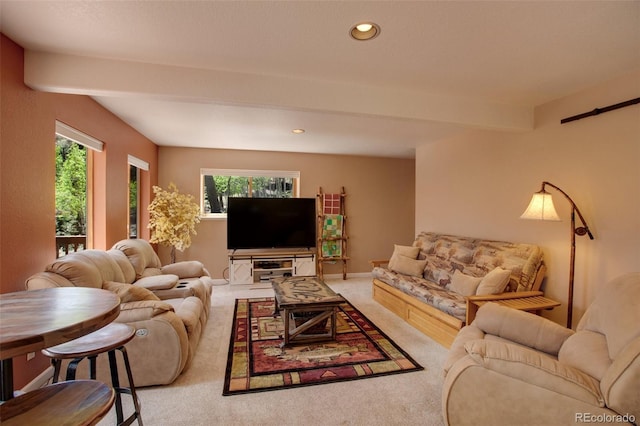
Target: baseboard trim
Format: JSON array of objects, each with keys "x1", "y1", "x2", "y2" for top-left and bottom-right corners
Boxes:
[
  {"x1": 17, "y1": 366, "x2": 54, "y2": 395},
  {"x1": 323, "y1": 272, "x2": 372, "y2": 279}
]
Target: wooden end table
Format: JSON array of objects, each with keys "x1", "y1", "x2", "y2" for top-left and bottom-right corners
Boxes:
[
  {"x1": 271, "y1": 276, "x2": 344, "y2": 347},
  {"x1": 466, "y1": 291, "x2": 561, "y2": 325}
]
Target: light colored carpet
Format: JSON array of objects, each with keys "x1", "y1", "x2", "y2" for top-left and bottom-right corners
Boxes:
[{"x1": 99, "y1": 277, "x2": 448, "y2": 425}]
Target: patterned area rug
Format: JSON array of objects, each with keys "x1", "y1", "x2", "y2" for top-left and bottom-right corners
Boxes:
[{"x1": 223, "y1": 297, "x2": 424, "y2": 395}]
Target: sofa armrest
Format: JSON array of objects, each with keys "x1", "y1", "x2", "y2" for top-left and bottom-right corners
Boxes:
[
  {"x1": 116, "y1": 300, "x2": 175, "y2": 322},
  {"x1": 464, "y1": 339, "x2": 604, "y2": 407},
  {"x1": 369, "y1": 259, "x2": 390, "y2": 268},
  {"x1": 103, "y1": 281, "x2": 160, "y2": 302},
  {"x1": 113, "y1": 306, "x2": 189, "y2": 387},
  {"x1": 466, "y1": 290, "x2": 543, "y2": 302},
  {"x1": 472, "y1": 302, "x2": 574, "y2": 355},
  {"x1": 161, "y1": 261, "x2": 208, "y2": 279},
  {"x1": 134, "y1": 274, "x2": 179, "y2": 290},
  {"x1": 25, "y1": 272, "x2": 75, "y2": 290},
  {"x1": 443, "y1": 325, "x2": 485, "y2": 375},
  {"x1": 172, "y1": 297, "x2": 204, "y2": 336}
]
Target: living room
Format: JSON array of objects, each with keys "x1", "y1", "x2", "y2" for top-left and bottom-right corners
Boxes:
[{"x1": 1, "y1": 1, "x2": 639, "y2": 424}]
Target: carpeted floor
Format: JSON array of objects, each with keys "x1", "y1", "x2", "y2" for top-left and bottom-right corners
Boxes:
[{"x1": 98, "y1": 276, "x2": 448, "y2": 426}]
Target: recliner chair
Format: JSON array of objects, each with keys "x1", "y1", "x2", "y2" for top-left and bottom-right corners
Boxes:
[{"x1": 442, "y1": 272, "x2": 640, "y2": 426}]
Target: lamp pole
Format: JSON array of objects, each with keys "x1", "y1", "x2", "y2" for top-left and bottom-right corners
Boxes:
[
  {"x1": 540, "y1": 182, "x2": 594, "y2": 329},
  {"x1": 522, "y1": 181, "x2": 594, "y2": 329}
]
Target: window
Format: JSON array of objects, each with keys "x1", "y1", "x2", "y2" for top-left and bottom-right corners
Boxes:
[
  {"x1": 129, "y1": 164, "x2": 139, "y2": 238},
  {"x1": 200, "y1": 169, "x2": 300, "y2": 217},
  {"x1": 54, "y1": 121, "x2": 103, "y2": 257},
  {"x1": 127, "y1": 155, "x2": 149, "y2": 238}
]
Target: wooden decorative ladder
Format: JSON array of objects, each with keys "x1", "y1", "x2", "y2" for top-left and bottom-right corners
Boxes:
[{"x1": 316, "y1": 186, "x2": 349, "y2": 280}]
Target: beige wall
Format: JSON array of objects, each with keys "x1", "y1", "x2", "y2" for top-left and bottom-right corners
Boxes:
[
  {"x1": 415, "y1": 70, "x2": 640, "y2": 328},
  {"x1": 157, "y1": 147, "x2": 415, "y2": 278}
]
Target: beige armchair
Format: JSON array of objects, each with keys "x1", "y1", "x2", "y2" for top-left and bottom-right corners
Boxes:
[{"x1": 442, "y1": 272, "x2": 640, "y2": 426}]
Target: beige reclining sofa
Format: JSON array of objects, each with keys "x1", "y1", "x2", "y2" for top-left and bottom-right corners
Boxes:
[
  {"x1": 442, "y1": 272, "x2": 640, "y2": 426},
  {"x1": 26, "y1": 239, "x2": 214, "y2": 387}
]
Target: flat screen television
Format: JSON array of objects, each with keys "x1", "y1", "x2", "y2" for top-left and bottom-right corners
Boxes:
[{"x1": 227, "y1": 197, "x2": 316, "y2": 250}]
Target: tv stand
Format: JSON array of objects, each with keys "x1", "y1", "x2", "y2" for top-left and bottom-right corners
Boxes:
[{"x1": 228, "y1": 249, "x2": 316, "y2": 285}]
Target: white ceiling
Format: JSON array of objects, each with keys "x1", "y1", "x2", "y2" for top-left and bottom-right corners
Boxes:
[{"x1": 2, "y1": 1, "x2": 639, "y2": 158}]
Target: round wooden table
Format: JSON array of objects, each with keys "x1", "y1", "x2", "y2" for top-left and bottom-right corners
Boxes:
[{"x1": 0, "y1": 287, "x2": 120, "y2": 401}]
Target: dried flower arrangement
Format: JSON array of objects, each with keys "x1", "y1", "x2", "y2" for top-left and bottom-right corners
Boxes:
[{"x1": 148, "y1": 183, "x2": 200, "y2": 263}]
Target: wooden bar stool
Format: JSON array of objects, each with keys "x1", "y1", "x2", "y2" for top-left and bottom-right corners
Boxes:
[
  {"x1": 42, "y1": 323, "x2": 143, "y2": 426},
  {"x1": 0, "y1": 380, "x2": 114, "y2": 425}
]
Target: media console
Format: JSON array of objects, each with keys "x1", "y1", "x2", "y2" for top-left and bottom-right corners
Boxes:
[{"x1": 228, "y1": 249, "x2": 316, "y2": 285}]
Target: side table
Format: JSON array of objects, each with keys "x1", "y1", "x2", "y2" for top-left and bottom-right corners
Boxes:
[{"x1": 466, "y1": 291, "x2": 561, "y2": 325}]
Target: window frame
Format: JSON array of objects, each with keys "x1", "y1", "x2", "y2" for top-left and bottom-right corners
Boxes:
[
  {"x1": 127, "y1": 155, "x2": 149, "y2": 238},
  {"x1": 200, "y1": 168, "x2": 301, "y2": 219},
  {"x1": 54, "y1": 121, "x2": 104, "y2": 252}
]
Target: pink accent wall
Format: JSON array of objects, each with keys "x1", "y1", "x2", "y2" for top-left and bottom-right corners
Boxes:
[{"x1": 0, "y1": 34, "x2": 159, "y2": 388}]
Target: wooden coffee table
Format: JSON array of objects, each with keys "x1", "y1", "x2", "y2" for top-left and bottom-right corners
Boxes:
[{"x1": 271, "y1": 276, "x2": 344, "y2": 347}]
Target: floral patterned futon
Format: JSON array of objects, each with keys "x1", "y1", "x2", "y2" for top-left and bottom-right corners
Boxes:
[{"x1": 371, "y1": 232, "x2": 544, "y2": 322}]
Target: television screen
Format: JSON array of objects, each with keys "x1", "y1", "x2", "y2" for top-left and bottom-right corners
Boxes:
[{"x1": 227, "y1": 197, "x2": 316, "y2": 250}]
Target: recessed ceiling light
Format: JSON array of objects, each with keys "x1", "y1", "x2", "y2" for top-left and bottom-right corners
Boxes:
[
  {"x1": 350, "y1": 21, "x2": 380, "y2": 41},
  {"x1": 292, "y1": 128, "x2": 305, "y2": 134}
]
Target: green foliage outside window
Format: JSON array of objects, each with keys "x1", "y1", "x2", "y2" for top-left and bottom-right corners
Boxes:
[
  {"x1": 202, "y1": 175, "x2": 293, "y2": 214},
  {"x1": 55, "y1": 137, "x2": 86, "y2": 235}
]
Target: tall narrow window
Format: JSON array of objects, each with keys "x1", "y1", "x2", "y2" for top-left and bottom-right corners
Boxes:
[
  {"x1": 54, "y1": 122, "x2": 103, "y2": 257},
  {"x1": 129, "y1": 164, "x2": 139, "y2": 238},
  {"x1": 128, "y1": 155, "x2": 149, "y2": 239},
  {"x1": 200, "y1": 169, "x2": 300, "y2": 217}
]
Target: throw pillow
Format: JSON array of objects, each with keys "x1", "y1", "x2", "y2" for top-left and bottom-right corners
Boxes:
[
  {"x1": 475, "y1": 267, "x2": 511, "y2": 295},
  {"x1": 392, "y1": 244, "x2": 421, "y2": 259},
  {"x1": 389, "y1": 255, "x2": 427, "y2": 277},
  {"x1": 388, "y1": 244, "x2": 421, "y2": 271},
  {"x1": 449, "y1": 270, "x2": 482, "y2": 296}
]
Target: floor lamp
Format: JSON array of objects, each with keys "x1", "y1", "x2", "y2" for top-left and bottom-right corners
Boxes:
[{"x1": 520, "y1": 181, "x2": 594, "y2": 329}]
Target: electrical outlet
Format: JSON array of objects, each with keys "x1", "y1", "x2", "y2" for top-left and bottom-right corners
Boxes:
[{"x1": 26, "y1": 352, "x2": 35, "y2": 361}]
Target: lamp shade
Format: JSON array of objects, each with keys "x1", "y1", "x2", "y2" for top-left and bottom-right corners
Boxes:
[{"x1": 520, "y1": 191, "x2": 561, "y2": 221}]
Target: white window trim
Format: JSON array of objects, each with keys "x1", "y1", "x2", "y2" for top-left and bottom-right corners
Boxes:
[
  {"x1": 200, "y1": 168, "x2": 301, "y2": 219},
  {"x1": 200, "y1": 168, "x2": 300, "y2": 179},
  {"x1": 128, "y1": 155, "x2": 149, "y2": 171},
  {"x1": 55, "y1": 121, "x2": 103, "y2": 152}
]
